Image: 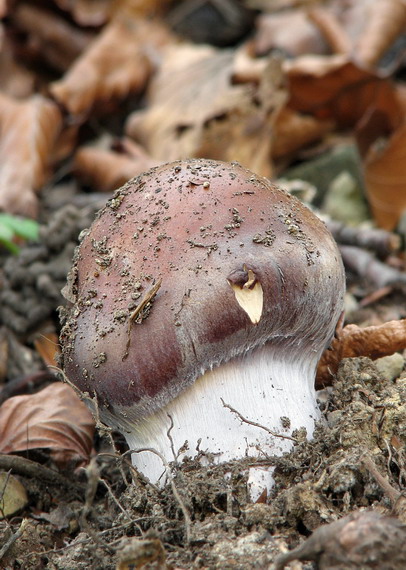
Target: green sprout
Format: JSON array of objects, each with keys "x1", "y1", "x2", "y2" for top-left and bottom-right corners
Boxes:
[{"x1": 0, "y1": 213, "x2": 40, "y2": 254}]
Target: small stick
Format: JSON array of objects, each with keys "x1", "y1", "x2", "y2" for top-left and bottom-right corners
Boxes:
[
  {"x1": 0, "y1": 454, "x2": 84, "y2": 496},
  {"x1": 221, "y1": 399, "x2": 297, "y2": 442},
  {"x1": 0, "y1": 519, "x2": 29, "y2": 560},
  {"x1": 361, "y1": 454, "x2": 400, "y2": 504},
  {"x1": 127, "y1": 447, "x2": 192, "y2": 545}
]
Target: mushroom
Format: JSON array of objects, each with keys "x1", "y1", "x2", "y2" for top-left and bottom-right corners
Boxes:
[{"x1": 60, "y1": 159, "x2": 345, "y2": 496}]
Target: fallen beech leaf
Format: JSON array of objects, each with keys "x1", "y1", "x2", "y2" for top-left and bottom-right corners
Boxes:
[
  {"x1": 55, "y1": 0, "x2": 112, "y2": 27},
  {"x1": 33, "y1": 331, "x2": 60, "y2": 368},
  {"x1": 285, "y1": 55, "x2": 398, "y2": 128},
  {"x1": 317, "y1": 319, "x2": 406, "y2": 386},
  {"x1": 273, "y1": 107, "x2": 334, "y2": 159},
  {"x1": 360, "y1": 120, "x2": 406, "y2": 230},
  {"x1": 50, "y1": 17, "x2": 171, "y2": 118},
  {"x1": 0, "y1": 93, "x2": 63, "y2": 218},
  {"x1": 354, "y1": 0, "x2": 406, "y2": 69},
  {"x1": 0, "y1": 25, "x2": 35, "y2": 97},
  {"x1": 253, "y1": 9, "x2": 328, "y2": 57},
  {"x1": 126, "y1": 44, "x2": 286, "y2": 176},
  {"x1": 74, "y1": 143, "x2": 158, "y2": 191},
  {"x1": 11, "y1": 3, "x2": 93, "y2": 72},
  {"x1": 307, "y1": 6, "x2": 352, "y2": 55},
  {"x1": 0, "y1": 383, "x2": 95, "y2": 467}
]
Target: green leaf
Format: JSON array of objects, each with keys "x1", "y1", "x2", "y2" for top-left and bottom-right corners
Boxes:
[
  {"x1": 0, "y1": 213, "x2": 40, "y2": 254},
  {"x1": 0, "y1": 213, "x2": 39, "y2": 241}
]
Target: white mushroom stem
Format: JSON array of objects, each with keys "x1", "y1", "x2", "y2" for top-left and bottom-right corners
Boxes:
[{"x1": 123, "y1": 343, "x2": 321, "y2": 498}]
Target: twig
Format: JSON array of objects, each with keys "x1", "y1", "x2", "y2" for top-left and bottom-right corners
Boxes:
[
  {"x1": 100, "y1": 478, "x2": 135, "y2": 523},
  {"x1": 326, "y1": 219, "x2": 401, "y2": 258},
  {"x1": 339, "y1": 245, "x2": 406, "y2": 288},
  {"x1": 221, "y1": 399, "x2": 297, "y2": 442},
  {"x1": 127, "y1": 447, "x2": 192, "y2": 545},
  {"x1": 361, "y1": 454, "x2": 400, "y2": 504},
  {"x1": 0, "y1": 519, "x2": 29, "y2": 560},
  {"x1": 0, "y1": 454, "x2": 85, "y2": 496}
]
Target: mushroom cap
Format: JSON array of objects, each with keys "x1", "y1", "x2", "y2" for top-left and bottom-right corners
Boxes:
[{"x1": 60, "y1": 159, "x2": 345, "y2": 429}]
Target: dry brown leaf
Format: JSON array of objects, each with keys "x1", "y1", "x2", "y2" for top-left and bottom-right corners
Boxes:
[
  {"x1": 272, "y1": 107, "x2": 334, "y2": 159},
  {"x1": 253, "y1": 9, "x2": 329, "y2": 57},
  {"x1": 0, "y1": 93, "x2": 63, "y2": 217},
  {"x1": 317, "y1": 319, "x2": 406, "y2": 386},
  {"x1": 285, "y1": 55, "x2": 398, "y2": 128},
  {"x1": 113, "y1": 0, "x2": 174, "y2": 18},
  {"x1": 33, "y1": 331, "x2": 60, "y2": 368},
  {"x1": 0, "y1": 383, "x2": 95, "y2": 467},
  {"x1": 50, "y1": 16, "x2": 171, "y2": 119},
  {"x1": 359, "y1": 119, "x2": 406, "y2": 230},
  {"x1": 354, "y1": 0, "x2": 406, "y2": 69},
  {"x1": 74, "y1": 142, "x2": 158, "y2": 192},
  {"x1": 0, "y1": 24, "x2": 35, "y2": 98},
  {"x1": 126, "y1": 44, "x2": 286, "y2": 177},
  {"x1": 54, "y1": 0, "x2": 113, "y2": 27},
  {"x1": 11, "y1": 3, "x2": 93, "y2": 72},
  {"x1": 307, "y1": 6, "x2": 352, "y2": 55}
]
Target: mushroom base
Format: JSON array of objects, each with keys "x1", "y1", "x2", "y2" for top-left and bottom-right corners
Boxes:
[{"x1": 123, "y1": 343, "x2": 321, "y2": 496}]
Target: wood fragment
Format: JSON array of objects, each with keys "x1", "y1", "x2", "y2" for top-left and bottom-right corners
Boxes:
[
  {"x1": 326, "y1": 220, "x2": 401, "y2": 257},
  {"x1": 339, "y1": 245, "x2": 406, "y2": 288},
  {"x1": 0, "y1": 454, "x2": 85, "y2": 496},
  {"x1": 0, "y1": 519, "x2": 29, "y2": 561}
]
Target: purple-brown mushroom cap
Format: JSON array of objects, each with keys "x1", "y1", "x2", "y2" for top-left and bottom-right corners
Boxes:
[{"x1": 60, "y1": 159, "x2": 345, "y2": 480}]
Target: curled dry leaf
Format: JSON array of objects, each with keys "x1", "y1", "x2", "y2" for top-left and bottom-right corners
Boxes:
[
  {"x1": 273, "y1": 107, "x2": 334, "y2": 159},
  {"x1": 0, "y1": 93, "x2": 63, "y2": 218},
  {"x1": 11, "y1": 3, "x2": 93, "y2": 73},
  {"x1": 126, "y1": 44, "x2": 286, "y2": 176},
  {"x1": 0, "y1": 24, "x2": 35, "y2": 98},
  {"x1": 253, "y1": 9, "x2": 329, "y2": 57},
  {"x1": 285, "y1": 55, "x2": 398, "y2": 128},
  {"x1": 360, "y1": 120, "x2": 406, "y2": 230},
  {"x1": 74, "y1": 142, "x2": 158, "y2": 192},
  {"x1": 0, "y1": 383, "x2": 95, "y2": 468},
  {"x1": 50, "y1": 17, "x2": 171, "y2": 119},
  {"x1": 354, "y1": 0, "x2": 406, "y2": 69},
  {"x1": 54, "y1": 0, "x2": 113, "y2": 27},
  {"x1": 317, "y1": 319, "x2": 406, "y2": 387},
  {"x1": 307, "y1": 6, "x2": 352, "y2": 55}
]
